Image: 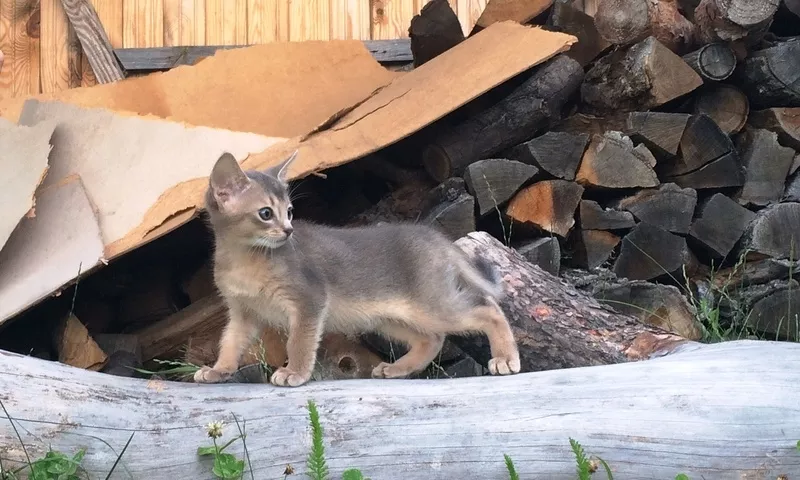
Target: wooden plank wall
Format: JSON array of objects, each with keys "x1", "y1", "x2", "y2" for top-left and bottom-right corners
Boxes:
[{"x1": 0, "y1": 0, "x2": 487, "y2": 102}]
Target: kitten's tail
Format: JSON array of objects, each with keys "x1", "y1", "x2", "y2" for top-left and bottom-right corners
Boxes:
[{"x1": 453, "y1": 250, "x2": 505, "y2": 301}]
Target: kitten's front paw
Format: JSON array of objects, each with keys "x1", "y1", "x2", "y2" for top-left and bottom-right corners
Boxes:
[
  {"x1": 194, "y1": 366, "x2": 233, "y2": 383},
  {"x1": 270, "y1": 367, "x2": 310, "y2": 387},
  {"x1": 371, "y1": 362, "x2": 412, "y2": 379},
  {"x1": 488, "y1": 355, "x2": 521, "y2": 375}
]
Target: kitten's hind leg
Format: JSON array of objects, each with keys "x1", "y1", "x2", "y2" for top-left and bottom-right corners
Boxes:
[
  {"x1": 372, "y1": 324, "x2": 445, "y2": 379},
  {"x1": 460, "y1": 299, "x2": 521, "y2": 375}
]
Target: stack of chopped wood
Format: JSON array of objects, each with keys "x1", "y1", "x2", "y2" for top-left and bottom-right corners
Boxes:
[{"x1": 407, "y1": 0, "x2": 800, "y2": 342}]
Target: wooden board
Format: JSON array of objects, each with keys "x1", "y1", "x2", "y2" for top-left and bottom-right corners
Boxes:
[
  {"x1": 205, "y1": 0, "x2": 247, "y2": 45},
  {"x1": 122, "y1": 0, "x2": 164, "y2": 48},
  {"x1": 372, "y1": 0, "x2": 416, "y2": 39},
  {"x1": 0, "y1": 340, "x2": 798, "y2": 479}
]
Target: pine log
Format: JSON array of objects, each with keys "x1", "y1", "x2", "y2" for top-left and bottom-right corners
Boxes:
[
  {"x1": 749, "y1": 107, "x2": 800, "y2": 150},
  {"x1": 576, "y1": 132, "x2": 659, "y2": 188},
  {"x1": 505, "y1": 180, "x2": 584, "y2": 237},
  {"x1": 463, "y1": 158, "x2": 539, "y2": 217},
  {"x1": 594, "y1": 0, "x2": 695, "y2": 52},
  {"x1": 692, "y1": 84, "x2": 749, "y2": 134},
  {"x1": 408, "y1": 0, "x2": 465, "y2": 67},
  {"x1": 549, "y1": 1, "x2": 612, "y2": 66},
  {"x1": 688, "y1": 193, "x2": 756, "y2": 260},
  {"x1": 422, "y1": 54, "x2": 584, "y2": 182},
  {"x1": 625, "y1": 111, "x2": 690, "y2": 158},
  {"x1": 664, "y1": 151, "x2": 745, "y2": 189},
  {"x1": 514, "y1": 236, "x2": 561, "y2": 276},
  {"x1": 658, "y1": 113, "x2": 736, "y2": 177},
  {"x1": 571, "y1": 229, "x2": 621, "y2": 269},
  {"x1": 736, "y1": 127, "x2": 796, "y2": 207},
  {"x1": 507, "y1": 131, "x2": 589, "y2": 180},
  {"x1": 738, "y1": 202, "x2": 800, "y2": 260},
  {"x1": 421, "y1": 193, "x2": 476, "y2": 240},
  {"x1": 450, "y1": 231, "x2": 688, "y2": 371},
  {"x1": 579, "y1": 200, "x2": 636, "y2": 230},
  {"x1": 737, "y1": 279, "x2": 800, "y2": 340},
  {"x1": 681, "y1": 42, "x2": 737, "y2": 81},
  {"x1": 613, "y1": 222, "x2": 691, "y2": 280},
  {"x1": 693, "y1": 0, "x2": 780, "y2": 43},
  {"x1": 786, "y1": 171, "x2": 800, "y2": 202},
  {"x1": 6, "y1": 340, "x2": 800, "y2": 479},
  {"x1": 734, "y1": 38, "x2": 800, "y2": 109},
  {"x1": 581, "y1": 36, "x2": 703, "y2": 114},
  {"x1": 563, "y1": 268, "x2": 703, "y2": 339},
  {"x1": 614, "y1": 183, "x2": 698, "y2": 234}
]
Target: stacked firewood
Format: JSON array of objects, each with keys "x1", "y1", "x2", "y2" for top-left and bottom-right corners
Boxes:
[{"x1": 408, "y1": 0, "x2": 800, "y2": 342}]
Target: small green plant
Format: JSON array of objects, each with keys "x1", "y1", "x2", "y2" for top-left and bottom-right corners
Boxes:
[
  {"x1": 796, "y1": 440, "x2": 800, "y2": 452},
  {"x1": 306, "y1": 400, "x2": 329, "y2": 480},
  {"x1": 134, "y1": 358, "x2": 201, "y2": 379},
  {"x1": 675, "y1": 474, "x2": 690, "y2": 480},
  {"x1": 341, "y1": 468, "x2": 370, "y2": 480},
  {"x1": 503, "y1": 454, "x2": 520, "y2": 480},
  {"x1": 197, "y1": 420, "x2": 246, "y2": 479},
  {"x1": 27, "y1": 448, "x2": 87, "y2": 480},
  {"x1": 569, "y1": 438, "x2": 613, "y2": 480}
]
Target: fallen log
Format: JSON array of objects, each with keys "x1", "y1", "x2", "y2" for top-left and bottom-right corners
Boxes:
[
  {"x1": 1, "y1": 340, "x2": 799, "y2": 479},
  {"x1": 422, "y1": 54, "x2": 584, "y2": 182}
]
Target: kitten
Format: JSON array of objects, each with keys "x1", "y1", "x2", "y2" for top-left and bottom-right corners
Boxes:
[{"x1": 193, "y1": 151, "x2": 521, "y2": 387}]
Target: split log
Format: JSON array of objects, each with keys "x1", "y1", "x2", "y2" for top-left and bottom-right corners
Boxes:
[
  {"x1": 505, "y1": 180, "x2": 584, "y2": 237},
  {"x1": 571, "y1": 229, "x2": 620, "y2": 269},
  {"x1": 506, "y1": 131, "x2": 589, "y2": 181},
  {"x1": 663, "y1": 151, "x2": 745, "y2": 189},
  {"x1": 581, "y1": 36, "x2": 703, "y2": 114},
  {"x1": 734, "y1": 38, "x2": 800, "y2": 109},
  {"x1": 450, "y1": 231, "x2": 687, "y2": 371},
  {"x1": 549, "y1": 1, "x2": 611, "y2": 66},
  {"x1": 422, "y1": 54, "x2": 584, "y2": 182},
  {"x1": 575, "y1": 132, "x2": 659, "y2": 188},
  {"x1": 706, "y1": 257, "x2": 799, "y2": 290},
  {"x1": 5, "y1": 340, "x2": 800, "y2": 479},
  {"x1": 514, "y1": 237, "x2": 561, "y2": 276},
  {"x1": 625, "y1": 111, "x2": 690, "y2": 158},
  {"x1": 681, "y1": 42, "x2": 737, "y2": 81},
  {"x1": 95, "y1": 334, "x2": 141, "y2": 378},
  {"x1": 614, "y1": 183, "x2": 698, "y2": 234},
  {"x1": 552, "y1": 111, "x2": 629, "y2": 136},
  {"x1": 694, "y1": 0, "x2": 780, "y2": 43},
  {"x1": 658, "y1": 113, "x2": 736, "y2": 176},
  {"x1": 749, "y1": 107, "x2": 800, "y2": 150},
  {"x1": 613, "y1": 222, "x2": 692, "y2": 281},
  {"x1": 471, "y1": 0, "x2": 554, "y2": 34},
  {"x1": 594, "y1": 0, "x2": 695, "y2": 52},
  {"x1": 786, "y1": 171, "x2": 800, "y2": 202},
  {"x1": 736, "y1": 127, "x2": 796, "y2": 207},
  {"x1": 692, "y1": 84, "x2": 749, "y2": 134},
  {"x1": 56, "y1": 314, "x2": 108, "y2": 371},
  {"x1": 738, "y1": 202, "x2": 800, "y2": 260},
  {"x1": 421, "y1": 193, "x2": 476, "y2": 240},
  {"x1": 408, "y1": 0, "x2": 465, "y2": 67},
  {"x1": 563, "y1": 268, "x2": 703, "y2": 339},
  {"x1": 463, "y1": 159, "x2": 539, "y2": 217},
  {"x1": 688, "y1": 192, "x2": 756, "y2": 260},
  {"x1": 579, "y1": 200, "x2": 636, "y2": 230},
  {"x1": 736, "y1": 279, "x2": 800, "y2": 340}
]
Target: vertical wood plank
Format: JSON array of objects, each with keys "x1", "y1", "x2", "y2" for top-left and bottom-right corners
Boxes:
[
  {"x1": 246, "y1": 0, "x2": 276, "y2": 44},
  {"x1": 205, "y1": 0, "x2": 246, "y2": 45},
  {"x1": 371, "y1": 0, "x2": 414, "y2": 39},
  {"x1": 180, "y1": 0, "x2": 205, "y2": 46},
  {"x1": 288, "y1": 0, "x2": 330, "y2": 41},
  {"x1": 275, "y1": 0, "x2": 288, "y2": 40},
  {"x1": 330, "y1": 0, "x2": 371, "y2": 39},
  {"x1": 163, "y1": 0, "x2": 182, "y2": 46},
  {"x1": 123, "y1": 0, "x2": 164, "y2": 47},
  {"x1": 82, "y1": 0, "x2": 124, "y2": 87},
  {"x1": 0, "y1": 0, "x2": 14, "y2": 99},
  {"x1": 11, "y1": 0, "x2": 39, "y2": 96},
  {"x1": 457, "y1": 0, "x2": 486, "y2": 35},
  {"x1": 40, "y1": 0, "x2": 71, "y2": 92}
]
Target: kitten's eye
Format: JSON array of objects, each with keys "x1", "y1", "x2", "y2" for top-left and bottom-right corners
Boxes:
[
  {"x1": 287, "y1": 206, "x2": 294, "y2": 220},
  {"x1": 258, "y1": 207, "x2": 273, "y2": 221}
]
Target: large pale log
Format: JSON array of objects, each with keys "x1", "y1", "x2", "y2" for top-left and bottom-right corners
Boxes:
[{"x1": 0, "y1": 340, "x2": 799, "y2": 479}]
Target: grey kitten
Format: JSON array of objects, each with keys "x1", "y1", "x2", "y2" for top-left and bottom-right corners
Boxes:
[{"x1": 193, "y1": 150, "x2": 521, "y2": 387}]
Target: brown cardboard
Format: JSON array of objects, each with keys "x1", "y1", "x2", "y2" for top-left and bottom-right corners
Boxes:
[
  {"x1": 1, "y1": 40, "x2": 397, "y2": 139},
  {"x1": 0, "y1": 175, "x2": 105, "y2": 323},
  {"x1": 18, "y1": 99, "x2": 288, "y2": 251},
  {"x1": 0, "y1": 118, "x2": 55, "y2": 250}
]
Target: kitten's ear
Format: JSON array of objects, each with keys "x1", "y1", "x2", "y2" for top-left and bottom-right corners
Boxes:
[
  {"x1": 209, "y1": 152, "x2": 250, "y2": 208},
  {"x1": 266, "y1": 150, "x2": 299, "y2": 183}
]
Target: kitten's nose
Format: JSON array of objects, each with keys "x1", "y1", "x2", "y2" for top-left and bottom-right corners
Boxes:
[{"x1": 283, "y1": 226, "x2": 294, "y2": 236}]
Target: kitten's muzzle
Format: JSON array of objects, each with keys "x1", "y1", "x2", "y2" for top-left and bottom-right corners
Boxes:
[{"x1": 283, "y1": 226, "x2": 294, "y2": 237}]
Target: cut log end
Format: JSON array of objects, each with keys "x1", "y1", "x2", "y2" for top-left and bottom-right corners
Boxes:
[
  {"x1": 594, "y1": 0, "x2": 650, "y2": 45},
  {"x1": 692, "y1": 85, "x2": 749, "y2": 135},
  {"x1": 506, "y1": 180, "x2": 584, "y2": 237}
]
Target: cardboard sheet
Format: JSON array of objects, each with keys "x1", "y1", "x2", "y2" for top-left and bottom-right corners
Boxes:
[
  {"x1": 107, "y1": 22, "x2": 577, "y2": 259},
  {"x1": 0, "y1": 118, "x2": 55, "y2": 251},
  {"x1": 1, "y1": 41, "x2": 397, "y2": 139},
  {"x1": 0, "y1": 175, "x2": 105, "y2": 323},
  {"x1": 18, "y1": 99, "x2": 288, "y2": 253}
]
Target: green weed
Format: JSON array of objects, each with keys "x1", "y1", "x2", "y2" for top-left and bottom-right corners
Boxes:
[
  {"x1": 503, "y1": 454, "x2": 520, "y2": 480},
  {"x1": 197, "y1": 420, "x2": 246, "y2": 479}
]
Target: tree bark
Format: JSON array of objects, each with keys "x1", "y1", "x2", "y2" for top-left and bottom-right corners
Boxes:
[
  {"x1": 2, "y1": 340, "x2": 800, "y2": 479},
  {"x1": 408, "y1": 0, "x2": 465, "y2": 67},
  {"x1": 450, "y1": 232, "x2": 688, "y2": 371},
  {"x1": 681, "y1": 42, "x2": 737, "y2": 81},
  {"x1": 734, "y1": 37, "x2": 800, "y2": 108},
  {"x1": 594, "y1": 0, "x2": 695, "y2": 53}
]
